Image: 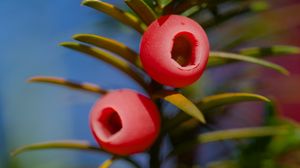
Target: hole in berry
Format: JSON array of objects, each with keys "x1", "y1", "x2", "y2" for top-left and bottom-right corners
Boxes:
[
  {"x1": 98, "y1": 108, "x2": 122, "y2": 137},
  {"x1": 171, "y1": 32, "x2": 197, "y2": 67}
]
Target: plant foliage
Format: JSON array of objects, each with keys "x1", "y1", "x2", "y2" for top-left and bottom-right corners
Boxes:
[{"x1": 12, "y1": 0, "x2": 300, "y2": 168}]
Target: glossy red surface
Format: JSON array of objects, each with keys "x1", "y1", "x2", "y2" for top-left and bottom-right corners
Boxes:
[
  {"x1": 89, "y1": 89, "x2": 161, "y2": 155},
  {"x1": 140, "y1": 15, "x2": 210, "y2": 87}
]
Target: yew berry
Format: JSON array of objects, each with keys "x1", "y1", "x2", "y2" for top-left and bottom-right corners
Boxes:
[
  {"x1": 140, "y1": 15, "x2": 210, "y2": 87},
  {"x1": 89, "y1": 89, "x2": 160, "y2": 155}
]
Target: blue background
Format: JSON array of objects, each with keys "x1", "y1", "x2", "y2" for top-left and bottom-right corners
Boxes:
[{"x1": 0, "y1": 0, "x2": 144, "y2": 167}]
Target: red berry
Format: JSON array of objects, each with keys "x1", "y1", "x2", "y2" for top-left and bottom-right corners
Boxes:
[
  {"x1": 140, "y1": 15, "x2": 210, "y2": 87},
  {"x1": 89, "y1": 89, "x2": 161, "y2": 155}
]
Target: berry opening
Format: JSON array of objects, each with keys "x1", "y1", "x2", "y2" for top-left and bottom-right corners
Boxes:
[
  {"x1": 171, "y1": 32, "x2": 197, "y2": 67},
  {"x1": 98, "y1": 108, "x2": 122, "y2": 137}
]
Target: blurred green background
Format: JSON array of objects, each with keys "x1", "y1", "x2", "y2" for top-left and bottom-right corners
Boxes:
[{"x1": 1, "y1": 0, "x2": 300, "y2": 168}]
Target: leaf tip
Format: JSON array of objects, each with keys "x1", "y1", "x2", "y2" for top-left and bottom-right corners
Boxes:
[
  {"x1": 10, "y1": 152, "x2": 17, "y2": 157},
  {"x1": 10, "y1": 148, "x2": 21, "y2": 157},
  {"x1": 27, "y1": 76, "x2": 40, "y2": 83},
  {"x1": 194, "y1": 113, "x2": 206, "y2": 124},
  {"x1": 200, "y1": 117, "x2": 206, "y2": 124},
  {"x1": 81, "y1": 0, "x2": 95, "y2": 6},
  {"x1": 27, "y1": 77, "x2": 34, "y2": 83},
  {"x1": 72, "y1": 34, "x2": 84, "y2": 40},
  {"x1": 59, "y1": 42, "x2": 69, "y2": 46},
  {"x1": 283, "y1": 70, "x2": 290, "y2": 76},
  {"x1": 279, "y1": 68, "x2": 290, "y2": 76},
  {"x1": 59, "y1": 42, "x2": 76, "y2": 48}
]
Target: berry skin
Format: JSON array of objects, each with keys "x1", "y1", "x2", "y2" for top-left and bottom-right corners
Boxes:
[
  {"x1": 140, "y1": 15, "x2": 210, "y2": 87},
  {"x1": 89, "y1": 89, "x2": 160, "y2": 155}
]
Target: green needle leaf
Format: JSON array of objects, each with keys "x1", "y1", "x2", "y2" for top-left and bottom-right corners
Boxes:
[
  {"x1": 81, "y1": 0, "x2": 146, "y2": 33},
  {"x1": 164, "y1": 93, "x2": 206, "y2": 124},
  {"x1": 165, "y1": 93, "x2": 272, "y2": 132},
  {"x1": 11, "y1": 141, "x2": 141, "y2": 168},
  {"x1": 73, "y1": 34, "x2": 141, "y2": 67},
  {"x1": 209, "y1": 51, "x2": 290, "y2": 75},
  {"x1": 125, "y1": 0, "x2": 157, "y2": 25},
  {"x1": 197, "y1": 92, "x2": 271, "y2": 111},
  {"x1": 28, "y1": 76, "x2": 107, "y2": 94},
  {"x1": 250, "y1": 1, "x2": 270, "y2": 12},
  {"x1": 163, "y1": 0, "x2": 208, "y2": 15},
  {"x1": 11, "y1": 140, "x2": 103, "y2": 157},
  {"x1": 99, "y1": 156, "x2": 116, "y2": 168},
  {"x1": 239, "y1": 45, "x2": 300, "y2": 57},
  {"x1": 171, "y1": 126, "x2": 289, "y2": 155},
  {"x1": 60, "y1": 42, "x2": 149, "y2": 92},
  {"x1": 207, "y1": 160, "x2": 238, "y2": 168},
  {"x1": 157, "y1": 0, "x2": 173, "y2": 8}
]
